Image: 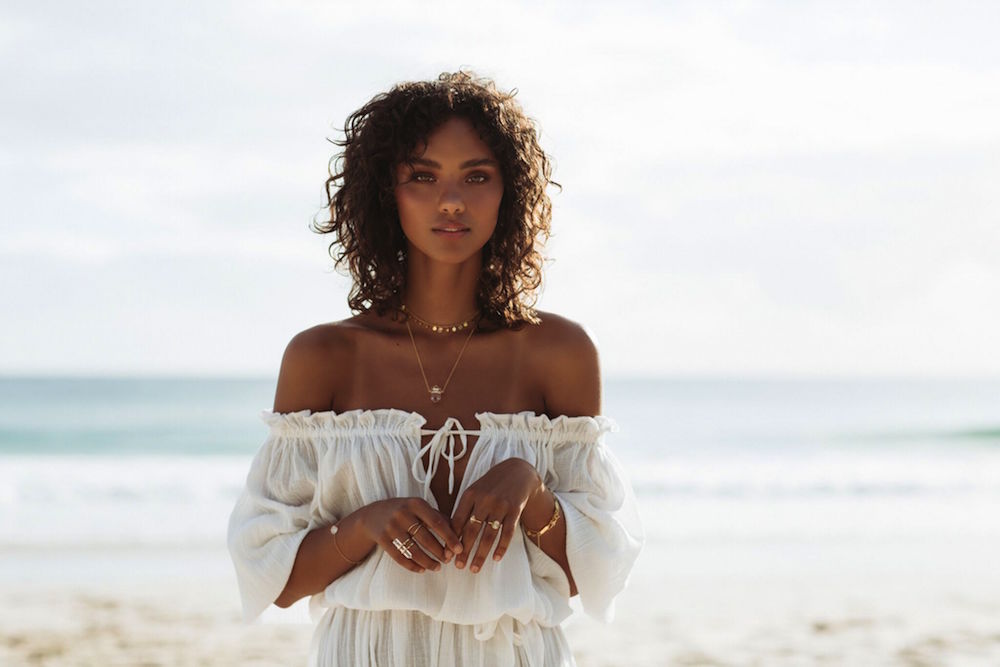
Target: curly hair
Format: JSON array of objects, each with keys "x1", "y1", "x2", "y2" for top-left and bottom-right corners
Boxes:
[{"x1": 311, "y1": 70, "x2": 561, "y2": 329}]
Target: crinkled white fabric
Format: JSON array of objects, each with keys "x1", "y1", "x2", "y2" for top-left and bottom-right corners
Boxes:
[
  {"x1": 309, "y1": 609, "x2": 574, "y2": 666},
  {"x1": 227, "y1": 409, "x2": 644, "y2": 667}
]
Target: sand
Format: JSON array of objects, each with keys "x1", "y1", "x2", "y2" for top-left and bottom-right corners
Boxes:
[
  {"x1": 0, "y1": 585, "x2": 308, "y2": 666},
  {"x1": 3, "y1": 538, "x2": 1000, "y2": 666}
]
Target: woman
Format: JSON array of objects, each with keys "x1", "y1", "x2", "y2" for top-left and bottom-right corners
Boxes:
[{"x1": 227, "y1": 70, "x2": 643, "y2": 666}]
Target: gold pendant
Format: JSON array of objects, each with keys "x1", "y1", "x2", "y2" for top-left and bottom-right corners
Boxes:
[{"x1": 429, "y1": 385, "x2": 443, "y2": 403}]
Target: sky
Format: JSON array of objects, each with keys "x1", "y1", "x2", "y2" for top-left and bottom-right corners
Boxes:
[{"x1": 2, "y1": 0, "x2": 999, "y2": 378}]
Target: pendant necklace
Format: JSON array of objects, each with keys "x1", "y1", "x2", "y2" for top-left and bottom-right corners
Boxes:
[{"x1": 404, "y1": 306, "x2": 479, "y2": 403}]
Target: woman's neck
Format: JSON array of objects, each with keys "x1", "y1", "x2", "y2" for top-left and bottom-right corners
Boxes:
[{"x1": 402, "y1": 255, "x2": 481, "y2": 324}]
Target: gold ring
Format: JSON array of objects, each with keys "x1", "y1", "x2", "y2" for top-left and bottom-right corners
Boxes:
[
  {"x1": 407, "y1": 522, "x2": 423, "y2": 537},
  {"x1": 488, "y1": 519, "x2": 502, "y2": 531},
  {"x1": 401, "y1": 537, "x2": 415, "y2": 549},
  {"x1": 469, "y1": 515, "x2": 483, "y2": 524}
]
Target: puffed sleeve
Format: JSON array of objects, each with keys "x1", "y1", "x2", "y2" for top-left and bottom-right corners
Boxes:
[
  {"x1": 533, "y1": 416, "x2": 644, "y2": 622},
  {"x1": 226, "y1": 422, "x2": 323, "y2": 623}
]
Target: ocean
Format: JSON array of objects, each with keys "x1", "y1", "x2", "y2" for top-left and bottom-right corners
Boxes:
[{"x1": 1, "y1": 376, "x2": 999, "y2": 580}]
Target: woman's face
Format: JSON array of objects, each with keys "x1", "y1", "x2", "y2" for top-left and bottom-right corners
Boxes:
[{"x1": 394, "y1": 116, "x2": 504, "y2": 267}]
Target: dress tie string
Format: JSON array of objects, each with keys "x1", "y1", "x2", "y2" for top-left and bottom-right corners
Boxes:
[{"x1": 411, "y1": 417, "x2": 481, "y2": 499}]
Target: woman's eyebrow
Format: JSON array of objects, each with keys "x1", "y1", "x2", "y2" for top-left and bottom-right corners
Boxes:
[{"x1": 409, "y1": 157, "x2": 498, "y2": 169}]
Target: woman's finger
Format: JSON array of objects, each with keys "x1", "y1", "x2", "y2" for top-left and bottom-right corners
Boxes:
[
  {"x1": 392, "y1": 515, "x2": 439, "y2": 571},
  {"x1": 468, "y1": 515, "x2": 503, "y2": 573},
  {"x1": 404, "y1": 537, "x2": 440, "y2": 571},
  {"x1": 450, "y1": 492, "x2": 475, "y2": 538},
  {"x1": 491, "y1": 512, "x2": 519, "y2": 562},
  {"x1": 410, "y1": 526, "x2": 447, "y2": 563},
  {"x1": 456, "y1": 507, "x2": 484, "y2": 569},
  {"x1": 406, "y1": 520, "x2": 450, "y2": 563},
  {"x1": 413, "y1": 504, "x2": 462, "y2": 557}
]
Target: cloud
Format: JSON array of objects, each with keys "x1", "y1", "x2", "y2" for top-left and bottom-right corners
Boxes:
[{"x1": 3, "y1": 1, "x2": 1000, "y2": 375}]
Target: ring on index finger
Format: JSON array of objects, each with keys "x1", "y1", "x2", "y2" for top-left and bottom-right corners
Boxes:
[
  {"x1": 487, "y1": 519, "x2": 502, "y2": 531},
  {"x1": 469, "y1": 514, "x2": 483, "y2": 524},
  {"x1": 407, "y1": 521, "x2": 424, "y2": 537}
]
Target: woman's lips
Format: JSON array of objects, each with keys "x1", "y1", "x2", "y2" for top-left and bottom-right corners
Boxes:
[{"x1": 432, "y1": 226, "x2": 470, "y2": 234}]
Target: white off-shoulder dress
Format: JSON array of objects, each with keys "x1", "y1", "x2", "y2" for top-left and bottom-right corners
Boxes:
[{"x1": 227, "y1": 409, "x2": 643, "y2": 667}]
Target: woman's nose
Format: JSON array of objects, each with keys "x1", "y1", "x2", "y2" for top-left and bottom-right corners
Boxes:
[{"x1": 439, "y1": 189, "x2": 465, "y2": 215}]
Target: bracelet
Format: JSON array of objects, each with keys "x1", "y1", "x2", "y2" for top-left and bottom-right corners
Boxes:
[
  {"x1": 329, "y1": 524, "x2": 361, "y2": 565},
  {"x1": 523, "y1": 492, "x2": 561, "y2": 548}
]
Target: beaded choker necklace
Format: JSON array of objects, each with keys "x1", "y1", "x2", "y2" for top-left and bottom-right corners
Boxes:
[{"x1": 401, "y1": 303, "x2": 479, "y2": 334}]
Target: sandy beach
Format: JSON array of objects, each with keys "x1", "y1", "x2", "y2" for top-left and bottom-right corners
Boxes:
[
  {"x1": 3, "y1": 535, "x2": 999, "y2": 666},
  {"x1": 4, "y1": 377, "x2": 1000, "y2": 665}
]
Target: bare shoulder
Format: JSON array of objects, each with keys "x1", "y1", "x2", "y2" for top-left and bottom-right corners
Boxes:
[
  {"x1": 526, "y1": 311, "x2": 602, "y2": 417},
  {"x1": 525, "y1": 311, "x2": 597, "y2": 349},
  {"x1": 271, "y1": 321, "x2": 356, "y2": 414}
]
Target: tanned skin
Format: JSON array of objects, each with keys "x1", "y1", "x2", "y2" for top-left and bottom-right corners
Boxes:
[{"x1": 273, "y1": 117, "x2": 601, "y2": 608}]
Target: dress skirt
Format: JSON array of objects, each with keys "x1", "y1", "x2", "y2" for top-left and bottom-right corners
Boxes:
[{"x1": 308, "y1": 607, "x2": 575, "y2": 667}]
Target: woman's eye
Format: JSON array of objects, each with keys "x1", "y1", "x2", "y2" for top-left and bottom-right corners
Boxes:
[{"x1": 410, "y1": 172, "x2": 489, "y2": 184}]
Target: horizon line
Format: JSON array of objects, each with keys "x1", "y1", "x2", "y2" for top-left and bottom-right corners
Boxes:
[{"x1": 3, "y1": 371, "x2": 1000, "y2": 382}]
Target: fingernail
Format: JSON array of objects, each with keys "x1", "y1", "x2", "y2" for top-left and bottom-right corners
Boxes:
[
  {"x1": 453, "y1": 545, "x2": 463, "y2": 554},
  {"x1": 494, "y1": 554, "x2": 501, "y2": 561},
  {"x1": 471, "y1": 565, "x2": 479, "y2": 573},
  {"x1": 456, "y1": 560, "x2": 465, "y2": 569},
  {"x1": 444, "y1": 550, "x2": 453, "y2": 561}
]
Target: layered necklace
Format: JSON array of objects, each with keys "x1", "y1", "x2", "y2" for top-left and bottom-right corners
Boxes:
[{"x1": 403, "y1": 303, "x2": 479, "y2": 403}]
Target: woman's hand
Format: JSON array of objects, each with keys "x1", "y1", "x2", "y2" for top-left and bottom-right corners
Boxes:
[
  {"x1": 359, "y1": 497, "x2": 463, "y2": 573},
  {"x1": 450, "y1": 458, "x2": 544, "y2": 572}
]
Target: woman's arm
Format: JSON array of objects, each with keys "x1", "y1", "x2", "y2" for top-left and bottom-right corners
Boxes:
[
  {"x1": 274, "y1": 506, "x2": 373, "y2": 608},
  {"x1": 275, "y1": 497, "x2": 462, "y2": 608},
  {"x1": 531, "y1": 314, "x2": 602, "y2": 595},
  {"x1": 451, "y1": 315, "x2": 601, "y2": 596},
  {"x1": 270, "y1": 327, "x2": 350, "y2": 608},
  {"x1": 269, "y1": 328, "x2": 461, "y2": 608},
  {"x1": 520, "y1": 479, "x2": 576, "y2": 595},
  {"x1": 535, "y1": 315, "x2": 643, "y2": 621}
]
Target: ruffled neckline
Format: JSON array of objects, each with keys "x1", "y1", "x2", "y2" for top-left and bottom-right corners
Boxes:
[{"x1": 259, "y1": 408, "x2": 617, "y2": 443}]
